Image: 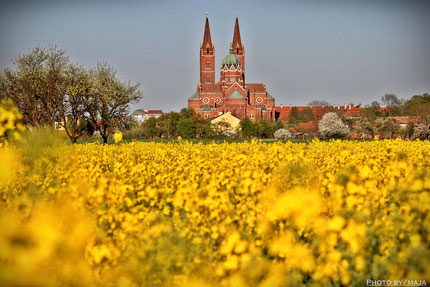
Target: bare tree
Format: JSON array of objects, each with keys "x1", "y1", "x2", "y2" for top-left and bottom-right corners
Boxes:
[{"x1": 381, "y1": 94, "x2": 403, "y2": 107}]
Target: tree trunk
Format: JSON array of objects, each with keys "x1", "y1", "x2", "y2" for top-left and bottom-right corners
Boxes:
[{"x1": 103, "y1": 135, "x2": 108, "y2": 144}]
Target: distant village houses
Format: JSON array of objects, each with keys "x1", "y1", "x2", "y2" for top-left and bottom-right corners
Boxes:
[{"x1": 131, "y1": 109, "x2": 164, "y2": 124}]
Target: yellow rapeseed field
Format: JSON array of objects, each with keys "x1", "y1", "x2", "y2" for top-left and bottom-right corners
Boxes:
[{"x1": 0, "y1": 110, "x2": 429, "y2": 286}]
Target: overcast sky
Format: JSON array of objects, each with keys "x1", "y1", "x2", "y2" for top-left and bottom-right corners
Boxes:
[{"x1": 1, "y1": 0, "x2": 429, "y2": 112}]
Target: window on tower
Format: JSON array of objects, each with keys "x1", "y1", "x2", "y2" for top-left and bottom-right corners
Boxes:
[
  {"x1": 206, "y1": 77, "x2": 211, "y2": 83},
  {"x1": 205, "y1": 63, "x2": 211, "y2": 69}
]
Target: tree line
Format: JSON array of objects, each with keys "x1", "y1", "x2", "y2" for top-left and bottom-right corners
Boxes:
[
  {"x1": 123, "y1": 109, "x2": 284, "y2": 140},
  {"x1": 0, "y1": 46, "x2": 142, "y2": 143}
]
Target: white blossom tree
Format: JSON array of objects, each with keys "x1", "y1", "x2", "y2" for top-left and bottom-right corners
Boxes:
[
  {"x1": 274, "y1": 128, "x2": 292, "y2": 140},
  {"x1": 318, "y1": 112, "x2": 350, "y2": 139}
]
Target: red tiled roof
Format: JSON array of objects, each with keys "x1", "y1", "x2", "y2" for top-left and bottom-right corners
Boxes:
[
  {"x1": 275, "y1": 106, "x2": 329, "y2": 118},
  {"x1": 246, "y1": 83, "x2": 265, "y2": 93},
  {"x1": 393, "y1": 117, "x2": 419, "y2": 124},
  {"x1": 201, "y1": 83, "x2": 222, "y2": 93},
  {"x1": 146, "y1": 110, "x2": 163, "y2": 115},
  {"x1": 296, "y1": 120, "x2": 318, "y2": 133}
]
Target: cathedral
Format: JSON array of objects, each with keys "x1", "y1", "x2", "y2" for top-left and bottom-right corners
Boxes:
[{"x1": 188, "y1": 14, "x2": 275, "y2": 121}]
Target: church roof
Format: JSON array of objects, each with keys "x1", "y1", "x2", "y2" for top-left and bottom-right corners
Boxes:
[
  {"x1": 247, "y1": 83, "x2": 265, "y2": 92},
  {"x1": 202, "y1": 13, "x2": 212, "y2": 48},
  {"x1": 227, "y1": 90, "x2": 246, "y2": 99},
  {"x1": 201, "y1": 83, "x2": 222, "y2": 93},
  {"x1": 222, "y1": 48, "x2": 241, "y2": 67},
  {"x1": 232, "y1": 14, "x2": 242, "y2": 49},
  {"x1": 266, "y1": 92, "x2": 274, "y2": 99},
  {"x1": 189, "y1": 91, "x2": 199, "y2": 99}
]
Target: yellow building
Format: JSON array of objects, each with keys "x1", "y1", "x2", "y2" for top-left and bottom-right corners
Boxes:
[{"x1": 211, "y1": 111, "x2": 241, "y2": 132}]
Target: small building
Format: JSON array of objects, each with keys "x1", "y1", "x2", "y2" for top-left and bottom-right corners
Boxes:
[
  {"x1": 393, "y1": 117, "x2": 419, "y2": 128},
  {"x1": 131, "y1": 109, "x2": 164, "y2": 123},
  {"x1": 211, "y1": 111, "x2": 241, "y2": 131}
]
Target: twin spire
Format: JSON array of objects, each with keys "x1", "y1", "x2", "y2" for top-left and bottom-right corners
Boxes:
[
  {"x1": 202, "y1": 12, "x2": 242, "y2": 50},
  {"x1": 232, "y1": 13, "x2": 242, "y2": 50},
  {"x1": 202, "y1": 12, "x2": 212, "y2": 48}
]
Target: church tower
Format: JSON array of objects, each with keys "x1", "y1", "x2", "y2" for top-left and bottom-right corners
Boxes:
[
  {"x1": 231, "y1": 13, "x2": 245, "y2": 84},
  {"x1": 200, "y1": 13, "x2": 215, "y2": 84}
]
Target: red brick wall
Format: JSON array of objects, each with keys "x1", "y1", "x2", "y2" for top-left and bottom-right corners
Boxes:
[{"x1": 200, "y1": 47, "x2": 215, "y2": 84}]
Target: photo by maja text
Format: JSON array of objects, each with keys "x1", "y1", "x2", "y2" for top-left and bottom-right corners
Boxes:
[{"x1": 367, "y1": 280, "x2": 427, "y2": 286}]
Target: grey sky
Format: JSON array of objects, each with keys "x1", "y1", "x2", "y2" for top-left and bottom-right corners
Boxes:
[{"x1": 1, "y1": 0, "x2": 429, "y2": 112}]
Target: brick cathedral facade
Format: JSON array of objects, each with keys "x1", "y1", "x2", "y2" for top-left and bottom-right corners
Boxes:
[{"x1": 188, "y1": 14, "x2": 275, "y2": 121}]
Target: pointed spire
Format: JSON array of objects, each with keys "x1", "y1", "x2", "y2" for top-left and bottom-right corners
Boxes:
[
  {"x1": 232, "y1": 13, "x2": 242, "y2": 49},
  {"x1": 202, "y1": 12, "x2": 212, "y2": 48}
]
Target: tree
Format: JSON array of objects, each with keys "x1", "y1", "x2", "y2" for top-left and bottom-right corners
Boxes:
[
  {"x1": 274, "y1": 128, "x2": 292, "y2": 140},
  {"x1": 85, "y1": 63, "x2": 142, "y2": 144},
  {"x1": 403, "y1": 94, "x2": 430, "y2": 125},
  {"x1": 399, "y1": 122, "x2": 415, "y2": 139},
  {"x1": 353, "y1": 117, "x2": 375, "y2": 137},
  {"x1": 381, "y1": 94, "x2": 405, "y2": 116},
  {"x1": 144, "y1": 117, "x2": 160, "y2": 138},
  {"x1": 414, "y1": 103, "x2": 430, "y2": 125},
  {"x1": 375, "y1": 118, "x2": 399, "y2": 139},
  {"x1": 0, "y1": 46, "x2": 69, "y2": 127},
  {"x1": 371, "y1": 101, "x2": 381, "y2": 107},
  {"x1": 176, "y1": 117, "x2": 197, "y2": 138},
  {"x1": 239, "y1": 117, "x2": 255, "y2": 137},
  {"x1": 212, "y1": 119, "x2": 232, "y2": 137},
  {"x1": 308, "y1": 100, "x2": 330, "y2": 106},
  {"x1": 318, "y1": 112, "x2": 350, "y2": 139},
  {"x1": 413, "y1": 123, "x2": 430, "y2": 140},
  {"x1": 298, "y1": 108, "x2": 314, "y2": 123},
  {"x1": 288, "y1": 107, "x2": 300, "y2": 125},
  {"x1": 381, "y1": 94, "x2": 403, "y2": 107},
  {"x1": 255, "y1": 120, "x2": 274, "y2": 138},
  {"x1": 58, "y1": 64, "x2": 91, "y2": 143},
  {"x1": 157, "y1": 112, "x2": 180, "y2": 139}
]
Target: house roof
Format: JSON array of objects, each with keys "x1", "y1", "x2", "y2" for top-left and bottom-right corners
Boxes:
[
  {"x1": 132, "y1": 109, "x2": 146, "y2": 115},
  {"x1": 393, "y1": 117, "x2": 419, "y2": 124},
  {"x1": 227, "y1": 90, "x2": 246, "y2": 99},
  {"x1": 247, "y1": 83, "x2": 265, "y2": 93},
  {"x1": 146, "y1": 110, "x2": 163, "y2": 115}
]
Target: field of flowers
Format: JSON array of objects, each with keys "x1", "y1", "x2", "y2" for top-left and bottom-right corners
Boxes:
[{"x1": 1, "y1": 134, "x2": 429, "y2": 286}]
